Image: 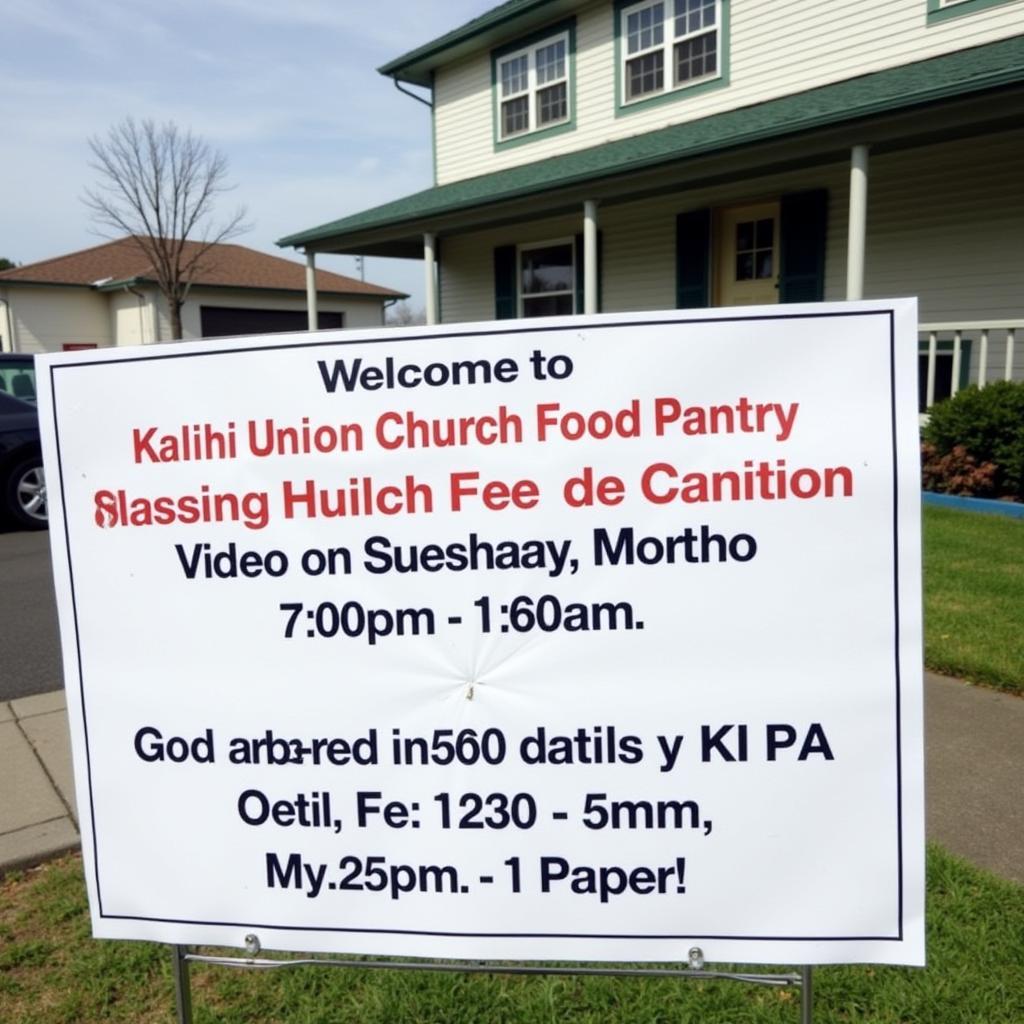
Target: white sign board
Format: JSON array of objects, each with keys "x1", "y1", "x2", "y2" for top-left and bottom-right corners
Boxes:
[{"x1": 38, "y1": 303, "x2": 924, "y2": 966}]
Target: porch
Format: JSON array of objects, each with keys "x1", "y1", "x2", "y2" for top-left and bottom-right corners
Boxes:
[{"x1": 920, "y1": 322, "x2": 1023, "y2": 412}]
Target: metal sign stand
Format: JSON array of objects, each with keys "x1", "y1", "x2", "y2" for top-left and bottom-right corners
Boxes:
[{"x1": 171, "y1": 940, "x2": 813, "y2": 1023}]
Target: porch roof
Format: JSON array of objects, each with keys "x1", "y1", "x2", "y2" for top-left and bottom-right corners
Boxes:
[{"x1": 279, "y1": 35, "x2": 1024, "y2": 258}]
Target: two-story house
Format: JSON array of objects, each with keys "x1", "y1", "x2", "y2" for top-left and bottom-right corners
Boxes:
[{"x1": 279, "y1": 0, "x2": 1024, "y2": 408}]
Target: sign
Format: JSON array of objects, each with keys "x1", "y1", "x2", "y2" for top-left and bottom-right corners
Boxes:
[{"x1": 38, "y1": 303, "x2": 924, "y2": 965}]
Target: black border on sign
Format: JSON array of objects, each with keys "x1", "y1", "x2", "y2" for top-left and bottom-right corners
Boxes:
[{"x1": 50, "y1": 308, "x2": 906, "y2": 945}]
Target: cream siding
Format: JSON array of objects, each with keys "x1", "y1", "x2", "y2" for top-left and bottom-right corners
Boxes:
[
  {"x1": 156, "y1": 299, "x2": 173, "y2": 343},
  {"x1": 326, "y1": 297, "x2": 390, "y2": 329},
  {"x1": 433, "y1": 0, "x2": 1024, "y2": 184},
  {"x1": 865, "y1": 132, "x2": 1024, "y2": 322},
  {"x1": 866, "y1": 131, "x2": 1024, "y2": 383},
  {"x1": 438, "y1": 129, "x2": 1023, "y2": 360},
  {"x1": 110, "y1": 288, "x2": 159, "y2": 346},
  {"x1": 0, "y1": 286, "x2": 111, "y2": 353}
]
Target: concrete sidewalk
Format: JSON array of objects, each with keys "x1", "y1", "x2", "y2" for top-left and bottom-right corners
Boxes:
[
  {"x1": 923, "y1": 672, "x2": 1024, "y2": 885},
  {"x1": 1, "y1": 690, "x2": 79, "y2": 870},
  {"x1": 2, "y1": 673, "x2": 1022, "y2": 884}
]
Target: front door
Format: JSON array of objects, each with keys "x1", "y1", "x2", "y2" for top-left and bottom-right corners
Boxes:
[{"x1": 717, "y1": 202, "x2": 780, "y2": 306}]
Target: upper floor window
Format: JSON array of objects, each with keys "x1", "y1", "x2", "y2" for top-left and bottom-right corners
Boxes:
[
  {"x1": 495, "y1": 29, "x2": 571, "y2": 142},
  {"x1": 619, "y1": 0, "x2": 723, "y2": 107}
]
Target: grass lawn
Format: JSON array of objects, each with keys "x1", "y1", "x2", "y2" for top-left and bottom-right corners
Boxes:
[
  {"x1": 1, "y1": 846, "x2": 1022, "y2": 1023},
  {"x1": 0, "y1": 505, "x2": 1017, "y2": 1024},
  {"x1": 922, "y1": 505, "x2": 1024, "y2": 694}
]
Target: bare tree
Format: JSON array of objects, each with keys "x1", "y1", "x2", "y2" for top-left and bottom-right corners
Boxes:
[
  {"x1": 386, "y1": 301, "x2": 426, "y2": 327},
  {"x1": 83, "y1": 117, "x2": 249, "y2": 340}
]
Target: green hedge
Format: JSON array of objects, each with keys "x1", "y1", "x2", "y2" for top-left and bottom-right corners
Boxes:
[{"x1": 923, "y1": 381, "x2": 1024, "y2": 499}]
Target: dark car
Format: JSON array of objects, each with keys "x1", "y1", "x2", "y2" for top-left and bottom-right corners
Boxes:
[{"x1": 0, "y1": 390, "x2": 45, "y2": 529}]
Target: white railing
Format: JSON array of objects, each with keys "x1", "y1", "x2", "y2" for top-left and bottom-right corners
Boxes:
[{"x1": 919, "y1": 321, "x2": 1023, "y2": 410}]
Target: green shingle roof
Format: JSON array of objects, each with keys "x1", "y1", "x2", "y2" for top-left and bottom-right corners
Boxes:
[
  {"x1": 378, "y1": 0, "x2": 560, "y2": 86},
  {"x1": 280, "y1": 35, "x2": 1024, "y2": 252}
]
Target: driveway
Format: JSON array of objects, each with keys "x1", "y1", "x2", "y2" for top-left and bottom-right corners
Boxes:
[{"x1": 0, "y1": 527, "x2": 63, "y2": 700}]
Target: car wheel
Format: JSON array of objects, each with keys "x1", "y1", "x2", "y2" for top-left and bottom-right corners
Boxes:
[{"x1": 5, "y1": 456, "x2": 47, "y2": 529}]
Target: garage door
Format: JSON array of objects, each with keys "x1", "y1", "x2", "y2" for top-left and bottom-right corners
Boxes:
[{"x1": 200, "y1": 306, "x2": 344, "y2": 337}]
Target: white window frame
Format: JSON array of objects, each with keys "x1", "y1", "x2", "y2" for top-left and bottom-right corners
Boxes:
[
  {"x1": 926, "y1": 0, "x2": 1016, "y2": 26},
  {"x1": 518, "y1": 238, "x2": 576, "y2": 318},
  {"x1": 620, "y1": 0, "x2": 722, "y2": 106},
  {"x1": 496, "y1": 30, "x2": 571, "y2": 141}
]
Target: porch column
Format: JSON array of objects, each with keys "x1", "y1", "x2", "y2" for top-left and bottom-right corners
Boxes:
[
  {"x1": 846, "y1": 145, "x2": 869, "y2": 300},
  {"x1": 424, "y1": 233, "x2": 438, "y2": 326},
  {"x1": 305, "y1": 251, "x2": 319, "y2": 331},
  {"x1": 583, "y1": 200, "x2": 599, "y2": 315}
]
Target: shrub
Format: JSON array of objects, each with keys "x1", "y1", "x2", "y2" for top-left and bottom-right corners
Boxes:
[
  {"x1": 923, "y1": 381, "x2": 1024, "y2": 499},
  {"x1": 921, "y1": 443, "x2": 997, "y2": 497}
]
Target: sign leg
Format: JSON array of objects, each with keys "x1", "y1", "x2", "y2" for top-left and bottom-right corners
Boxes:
[
  {"x1": 800, "y1": 965, "x2": 813, "y2": 1024},
  {"x1": 172, "y1": 945, "x2": 193, "y2": 1024}
]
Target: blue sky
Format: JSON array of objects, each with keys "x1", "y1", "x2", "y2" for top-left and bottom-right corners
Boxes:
[{"x1": 1, "y1": 0, "x2": 495, "y2": 310}]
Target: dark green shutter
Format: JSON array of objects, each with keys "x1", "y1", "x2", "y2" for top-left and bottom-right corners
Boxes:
[
  {"x1": 494, "y1": 244, "x2": 517, "y2": 319},
  {"x1": 574, "y1": 232, "x2": 603, "y2": 314},
  {"x1": 676, "y1": 209, "x2": 711, "y2": 308},
  {"x1": 779, "y1": 190, "x2": 828, "y2": 303}
]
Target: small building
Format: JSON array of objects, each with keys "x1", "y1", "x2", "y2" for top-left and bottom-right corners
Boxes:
[
  {"x1": 279, "y1": 0, "x2": 1024, "y2": 409},
  {"x1": 0, "y1": 236, "x2": 406, "y2": 353}
]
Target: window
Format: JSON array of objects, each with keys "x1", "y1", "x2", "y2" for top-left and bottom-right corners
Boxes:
[
  {"x1": 496, "y1": 31, "x2": 570, "y2": 141},
  {"x1": 495, "y1": 236, "x2": 597, "y2": 320},
  {"x1": 520, "y1": 241, "x2": 575, "y2": 317},
  {"x1": 0, "y1": 354, "x2": 37, "y2": 402},
  {"x1": 715, "y1": 202, "x2": 780, "y2": 307},
  {"x1": 734, "y1": 218, "x2": 775, "y2": 282},
  {"x1": 619, "y1": 0, "x2": 724, "y2": 108}
]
